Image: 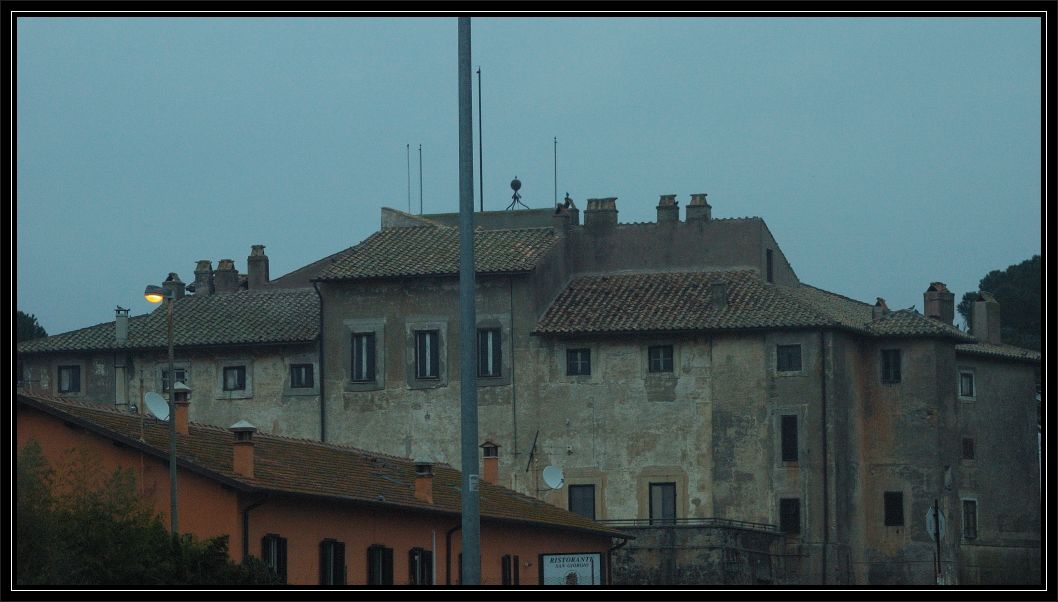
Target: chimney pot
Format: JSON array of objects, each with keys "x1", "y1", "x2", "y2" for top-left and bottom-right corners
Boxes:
[
  {"x1": 972, "y1": 291, "x2": 1002, "y2": 344},
  {"x1": 414, "y1": 459, "x2": 434, "y2": 504},
  {"x1": 193, "y1": 260, "x2": 214, "y2": 296},
  {"x1": 172, "y1": 381, "x2": 191, "y2": 435},
  {"x1": 657, "y1": 195, "x2": 680, "y2": 223},
  {"x1": 229, "y1": 420, "x2": 257, "y2": 478},
  {"x1": 923, "y1": 281, "x2": 955, "y2": 324},
  {"x1": 115, "y1": 306, "x2": 130, "y2": 343},
  {"x1": 213, "y1": 259, "x2": 240, "y2": 293},
  {"x1": 247, "y1": 245, "x2": 270, "y2": 290},
  {"x1": 872, "y1": 297, "x2": 890, "y2": 320},
  {"x1": 480, "y1": 440, "x2": 500, "y2": 485},
  {"x1": 686, "y1": 193, "x2": 712, "y2": 221},
  {"x1": 584, "y1": 197, "x2": 618, "y2": 230}
]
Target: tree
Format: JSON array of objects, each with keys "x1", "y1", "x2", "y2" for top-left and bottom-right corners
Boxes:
[
  {"x1": 957, "y1": 255, "x2": 1041, "y2": 350},
  {"x1": 16, "y1": 440, "x2": 281, "y2": 586},
  {"x1": 16, "y1": 310, "x2": 48, "y2": 343}
]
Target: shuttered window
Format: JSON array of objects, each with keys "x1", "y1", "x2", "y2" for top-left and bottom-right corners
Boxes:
[
  {"x1": 351, "y1": 333, "x2": 376, "y2": 382},
  {"x1": 367, "y1": 544, "x2": 394, "y2": 585},
  {"x1": 566, "y1": 348, "x2": 591, "y2": 376},
  {"x1": 319, "y1": 539, "x2": 346, "y2": 585},
  {"x1": 962, "y1": 499, "x2": 978, "y2": 540},
  {"x1": 501, "y1": 554, "x2": 520, "y2": 585},
  {"x1": 290, "y1": 363, "x2": 314, "y2": 389},
  {"x1": 568, "y1": 484, "x2": 596, "y2": 520},
  {"x1": 776, "y1": 345, "x2": 802, "y2": 372},
  {"x1": 408, "y1": 547, "x2": 433, "y2": 585},
  {"x1": 262, "y1": 534, "x2": 288, "y2": 584},
  {"x1": 58, "y1": 365, "x2": 80, "y2": 394}
]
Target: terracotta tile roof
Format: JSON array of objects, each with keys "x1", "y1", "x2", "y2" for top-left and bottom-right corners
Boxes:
[
  {"x1": 535, "y1": 271, "x2": 976, "y2": 342},
  {"x1": 17, "y1": 393, "x2": 624, "y2": 539},
  {"x1": 314, "y1": 226, "x2": 557, "y2": 281},
  {"x1": 17, "y1": 288, "x2": 319, "y2": 354},
  {"x1": 955, "y1": 342, "x2": 1041, "y2": 364}
]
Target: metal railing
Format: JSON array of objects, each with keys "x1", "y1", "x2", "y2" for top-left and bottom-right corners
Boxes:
[{"x1": 597, "y1": 517, "x2": 783, "y2": 533}]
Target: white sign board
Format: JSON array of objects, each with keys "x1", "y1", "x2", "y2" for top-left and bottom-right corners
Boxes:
[
  {"x1": 926, "y1": 506, "x2": 946, "y2": 541},
  {"x1": 541, "y1": 553, "x2": 602, "y2": 585}
]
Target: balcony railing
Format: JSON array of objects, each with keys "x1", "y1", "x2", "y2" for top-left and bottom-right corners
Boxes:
[{"x1": 596, "y1": 517, "x2": 782, "y2": 533}]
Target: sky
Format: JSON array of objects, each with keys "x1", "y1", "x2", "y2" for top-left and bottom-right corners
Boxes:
[{"x1": 15, "y1": 15, "x2": 1043, "y2": 336}]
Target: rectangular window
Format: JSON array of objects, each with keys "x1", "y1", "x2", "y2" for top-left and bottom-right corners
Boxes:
[
  {"x1": 408, "y1": 547, "x2": 433, "y2": 585},
  {"x1": 648, "y1": 345, "x2": 674, "y2": 373},
  {"x1": 776, "y1": 345, "x2": 802, "y2": 372},
  {"x1": 290, "y1": 363, "x2": 314, "y2": 389},
  {"x1": 161, "y1": 367, "x2": 187, "y2": 392},
  {"x1": 881, "y1": 349, "x2": 902, "y2": 384},
  {"x1": 262, "y1": 534, "x2": 288, "y2": 584},
  {"x1": 415, "y1": 330, "x2": 440, "y2": 379},
  {"x1": 962, "y1": 437, "x2": 975, "y2": 460},
  {"x1": 223, "y1": 366, "x2": 246, "y2": 391},
  {"x1": 367, "y1": 544, "x2": 394, "y2": 585},
  {"x1": 477, "y1": 328, "x2": 501, "y2": 378},
  {"x1": 566, "y1": 348, "x2": 591, "y2": 376},
  {"x1": 319, "y1": 539, "x2": 346, "y2": 585},
  {"x1": 58, "y1": 365, "x2": 81, "y2": 394},
  {"x1": 351, "y1": 333, "x2": 376, "y2": 382},
  {"x1": 568, "y1": 484, "x2": 596, "y2": 520},
  {"x1": 501, "y1": 554, "x2": 520, "y2": 586},
  {"x1": 959, "y1": 370, "x2": 975, "y2": 398},
  {"x1": 884, "y1": 491, "x2": 904, "y2": 526},
  {"x1": 962, "y1": 499, "x2": 978, "y2": 540},
  {"x1": 649, "y1": 482, "x2": 677, "y2": 525},
  {"x1": 779, "y1": 498, "x2": 801, "y2": 534},
  {"x1": 781, "y1": 415, "x2": 798, "y2": 462}
]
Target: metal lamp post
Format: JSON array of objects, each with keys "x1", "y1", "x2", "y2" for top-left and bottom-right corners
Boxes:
[{"x1": 144, "y1": 283, "x2": 178, "y2": 535}]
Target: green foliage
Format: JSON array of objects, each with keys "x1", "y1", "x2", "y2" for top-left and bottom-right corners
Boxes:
[
  {"x1": 16, "y1": 440, "x2": 281, "y2": 586},
  {"x1": 957, "y1": 255, "x2": 1041, "y2": 350},
  {"x1": 16, "y1": 310, "x2": 48, "y2": 343}
]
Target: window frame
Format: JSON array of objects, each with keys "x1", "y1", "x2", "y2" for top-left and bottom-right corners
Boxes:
[
  {"x1": 290, "y1": 363, "x2": 314, "y2": 389},
  {"x1": 962, "y1": 437, "x2": 975, "y2": 461},
  {"x1": 568, "y1": 484, "x2": 597, "y2": 520},
  {"x1": 477, "y1": 327, "x2": 502, "y2": 378},
  {"x1": 648, "y1": 481, "x2": 677, "y2": 525},
  {"x1": 351, "y1": 332, "x2": 377, "y2": 383},
  {"x1": 647, "y1": 345, "x2": 674, "y2": 374},
  {"x1": 262, "y1": 533, "x2": 288, "y2": 584},
  {"x1": 415, "y1": 329, "x2": 440, "y2": 380},
  {"x1": 57, "y1": 364, "x2": 81, "y2": 394},
  {"x1": 566, "y1": 348, "x2": 592, "y2": 376},
  {"x1": 780, "y1": 414, "x2": 799, "y2": 463},
  {"x1": 367, "y1": 544, "x2": 394, "y2": 585},
  {"x1": 961, "y1": 498, "x2": 978, "y2": 541},
  {"x1": 319, "y1": 538, "x2": 346, "y2": 585},
  {"x1": 161, "y1": 367, "x2": 188, "y2": 393},
  {"x1": 881, "y1": 349, "x2": 902, "y2": 384},
  {"x1": 222, "y1": 365, "x2": 247, "y2": 391},
  {"x1": 501, "y1": 554, "x2": 521, "y2": 586},
  {"x1": 958, "y1": 367, "x2": 976, "y2": 400},
  {"x1": 776, "y1": 344, "x2": 802, "y2": 373},
  {"x1": 408, "y1": 547, "x2": 433, "y2": 585}
]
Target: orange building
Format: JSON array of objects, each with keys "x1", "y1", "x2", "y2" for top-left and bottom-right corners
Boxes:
[{"x1": 17, "y1": 392, "x2": 626, "y2": 586}]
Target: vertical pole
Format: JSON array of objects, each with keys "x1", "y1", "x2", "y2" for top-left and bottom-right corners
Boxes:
[
  {"x1": 457, "y1": 16, "x2": 480, "y2": 586},
  {"x1": 553, "y1": 137, "x2": 557, "y2": 207},
  {"x1": 407, "y1": 143, "x2": 411, "y2": 213},
  {"x1": 167, "y1": 296, "x2": 178, "y2": 536},
  {"x1": 477, "y1": 67, "x2": 484, "y2": 213},
  {"x1": 934, "y1": 499, "x2": 941, "y2": 583},
  {"x1": 419, "y1": 144, "x2": 424, "y2": 215}
]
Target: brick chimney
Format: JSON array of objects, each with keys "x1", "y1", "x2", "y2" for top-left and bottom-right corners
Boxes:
[
  {"x1": 193, "y1": 260, "x2": 214, "y2": 296},
  {"x1": 872, "y1": 297, "x2": 890, "y2": 320},
  {"x1": 657, "y1": 194, "x2": 679, "y2": 224},
  {"x1": 246, "y1": 245, "x2": 269, "y2": 290},
  {"x1": 584, "y1": 197, "x2": 618, "y2": 231},
  {"x1": 115, "y1": 306, "x2": 129, "y2": 343},
  {"x1": 480, "y1": 440, "x2": 500, "y2": 485},
  {"x1": 685, "y1": 193, "x2": 712, "y2": 222},
  {"x1": 923, "y1": 282, "x2": 955, "y2": 324},
  {"x1": 213, "y1": 259, "x2": 240, "y2": 293},
  {"x1": 972, "y1": 291, "x2": 1001, "y2": 344},
  {"x1": 162, "y1": 273, "x2": 185, "y2": 300},
  {"x1": 414, "y1": 460, "x2": 434, "y2": 504},
  {"x1": 172, "y1": 381, "x2": 191, "y2": 436},
  {"x1": 230, "y1": 420, "x2": 257, "y2": 478}
]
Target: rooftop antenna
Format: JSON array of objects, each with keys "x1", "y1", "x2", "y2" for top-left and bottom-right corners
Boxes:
[
  {"x1": 419, "y1": 144, "x2": 423, "y2": 215},
  {"x1": 506, "y1": 176, "x2": 528, "y2": 210},
  {"x1": 477, "y1": 66, "x2": 484, "y2": 212},
  {"x1": 407, "y1": 143, "x2": 411, "y2": 213},
  {"x1": 553, "y1": 137, "x2": 558, "y2": 208}
]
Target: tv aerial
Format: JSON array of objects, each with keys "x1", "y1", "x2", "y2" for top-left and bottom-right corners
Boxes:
[
  {"x1": 143, "y1": 391, "x2": 169, "y2": 421},
  {"x1": 506, "y1": 176, "x2": 529, "y2": 210},
  {"x1": 542, "y1": 465, "x2": 565, "y2": 490}
]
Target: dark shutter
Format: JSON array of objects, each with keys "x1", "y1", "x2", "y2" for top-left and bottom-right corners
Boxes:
[
  {"x1": 478, "y1": 330, "x2": 488, "y2": 376},
  {"x1": 423, "y1": 550, "x2": 433, "y2": 585},
  {"x1": 492, "y1": 330, "x2": 502, "y2": 376},
  {"x1": 779, "y1": 498, "x2": 800, "y2": 534},
  {"x1": 336, "y1": 542, "x2": 346, "y2": 585},
  {"x1": 781, "y1": 415, "x2": 798, "y2": 462},
  {"x1": 320, "y1": 540, "x2": 327, "y2": 585},
  {"x1": 277, "y1": 537, "x2": 288, "y2": 584},
  {"x1": 429, "y1": 332, "x2": 439, "y2": 378},
  {"x1": 513, "y1": 555, "x2": 520, "y2": 585},
  {"x1": 382, "y1": 546, "x2": 394, "y2": 585},
  {"x1": 367, "y1": 546, "x2": 378, "y2": 585},
  {"x1": 501, "y1": 555, "x2": 511, "y2": 585},
  {"x1": 366, "y1": 334, "x2": 376, "y2": 381},
  {"x1": 884, "y1": 491, "x2": 904, "y2": 526}
]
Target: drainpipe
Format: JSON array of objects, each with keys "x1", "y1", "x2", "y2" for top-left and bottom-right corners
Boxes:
[
  {"x1": 313, "y1": 281, "x2": 326, "y2": 442},
  {"x1": 242, "y1": 496, "x2": 268, "y2": 562},
  {"x1": 820, "y1": 330, "x2": 829, "y2": 585},
  {"x1": 445, "y1": 523, "x2": 462, "y2": 585},
  {"x1": 509, "y1": 277, "x2": 518, "y2": 472}
]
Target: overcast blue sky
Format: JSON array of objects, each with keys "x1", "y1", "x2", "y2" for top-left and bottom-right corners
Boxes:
[{"x1": 16, "y1": 16, "x2": 1042, "y2": 336}]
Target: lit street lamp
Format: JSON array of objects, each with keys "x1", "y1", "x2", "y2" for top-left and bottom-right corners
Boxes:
[{"x1": 144, "y1": 282, "x2": 179, "y2": 535}]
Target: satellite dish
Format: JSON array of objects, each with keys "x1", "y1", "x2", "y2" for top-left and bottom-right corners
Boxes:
[
  {"x1": 144, "y1": 392, "x2": 169, "y2": 421},
  {"x1": 542, "y1": 465, "x2": 565, "y2": 490}
]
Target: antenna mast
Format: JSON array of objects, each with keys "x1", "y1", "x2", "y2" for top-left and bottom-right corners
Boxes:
[
  {"x1": 419, "y1": 144, "x2": 423, "y2": 215},
  {"x1": 553, "y1": 137, "x2": 558, "y2": 207},
  {"x1": 407, "y1": 143, "x2": 411, "y2": 213},
  {"x1": 477, "y1": 66, "x2": 484, "y2": 212}
]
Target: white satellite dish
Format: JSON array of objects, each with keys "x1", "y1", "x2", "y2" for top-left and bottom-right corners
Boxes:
[
  {"x1": 144, "y1": 392, "x2": 169, "y2": 421},
  {"x1": 542, "y1": 465, "x2": 565, "y2": 490}
]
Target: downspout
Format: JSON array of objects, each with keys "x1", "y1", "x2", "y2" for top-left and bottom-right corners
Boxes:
[
  {"x1": 607, "y1": 536, "x2": 629, "y2": 586},
  {"x1": 820, "y1": 330, "x2": 829, "y2": 585},
  {"x1": 510, "y1": 277, "x2": 518, "y2": 475},
  {"x1": 313, "y1": 281, "x2": 326, "y2": 442},
  {"x1": 445, "y1": 523, "x2": 462, "y2": 585},
  {"x1": 242, "y1": 496, "x2": 268, "y2": 562}
]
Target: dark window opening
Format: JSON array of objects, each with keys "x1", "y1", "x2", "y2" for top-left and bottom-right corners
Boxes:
[
  {"x1": 319, "y1": 539, "x2": 346, "y2": 585},
  {"x1": 962, "y1": 500, "x2": 978, "y2": 540},
  {"x1": 881, "y1": 349, "x2": 901, "y2": 384},
  {"x1": 223, "y1": 366, "x2": 246, "y2": 391},
  {"x1": 884, "y1": 491, "x2": 904, "y2": 526},
  {"x1": 262, "y1": 534, "x2": 288, "y2": 584},
  {"x1": 161, "y1": 367, "x2": 187, "y2": 392},
  {"x1": 568, "y1": 484, "x2": 596, "y2": 520},
  {"x1": 367, "y1": 544, "x2": 394, "y2": 585},
  {"x1": 567, "y1": 348, "x2": 591, "y2": 376},
  {"x1": 501, "y1": 554, "x2": 521, "y2": 586},
  {"x1": 290, "y1": 363, "x2": 314, "y2": 389},
  {"x1": 409, "y1": 547, "x2": 433, "y2": 585},
  {"x1": 781, "y1": 415, "x2": 798, "y2": 462},
  {"x1": 779, "y1": 498, "x2": 800, "y2": 534},
  {"x1": 648, "y1": 345, "x2": 674, "y2": 373},
  {"x1": 649, "y1": 482, "x2": 676, "y2": 525},
  {"x1": 351, "y1": 332, "x2": 376, "y2": 382},
  {"x1": 477, "y1": 328, "x2": 501, "y2": 378},
  {"x1": 776, "y1": 344, "x2": 802, "y2": 372},
  {"x1": 960, "y1": 371, "x2": 975, "y2": 397},
  {"x1": 962, "y1": 438, "x2": 975, "y2": 460},
  {"x1": 415, "y1": 330, "x2": 440, "y2": 379},
  {"x1": 58, "y1": 365, "x2": 81, "y2": 394}
]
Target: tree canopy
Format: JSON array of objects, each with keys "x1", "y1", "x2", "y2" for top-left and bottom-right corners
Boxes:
[
  {"x1": 17, "y1": 310, "x2": 48, "y2": 343},
  {"x1": 957, "y1": 255, "x2": 1041, "y2": 351}
]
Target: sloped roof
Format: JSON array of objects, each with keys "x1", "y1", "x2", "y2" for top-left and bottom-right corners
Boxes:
[
  {"x1": 535, "y1": 271, "x2": 976, "y2": 342},
  {"x1": 314, "y1": 226, "x2": 557, "y2": 281},
  {"x1": 17, "y1": 288, "x2": 319, "y2": 354},
  {"x1": 17, "y1": 393, "x2": 623, "y2": 539},
  {"x1": 955, "y1": 342, "x2": 1041, "y2": 364}
]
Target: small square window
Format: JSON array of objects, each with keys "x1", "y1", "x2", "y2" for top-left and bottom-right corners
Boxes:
[
  {"x1": 290, "y1": 364, "x2": 314, "y2": 389},
  {"x1": 779, "y1": 498, "x2": 800, "y2": 534},
  {"x1": 962, "y1": 438, "x2": 975, "y2": 460},
  {"x1": 415, "y1": 330, "x2": 440, "y2": 379},
  {"x1": 58, "y1": 365, "x2": 81, "y2": 394},
  {"x1": 881, "y1": 349, "x2": 902, "y2": 384},
  {"x1": 223, "y1": 366, "x2": 246, "y2": 391},
  {"x1": 959, "y1": 370, "x2": 975, "y2": 398},
  {"x1": 884, "y1": 491, "x2": 904, "y2": 526},
  {"x1": 776, "y1": 345, "x2": 802, "y2": 372},
  {"x1": 648, "y1": 346, "x2": 674, "y2": 373},
  {"x1": 567, "y1": 348, "x2": 591, "y2": 376}
]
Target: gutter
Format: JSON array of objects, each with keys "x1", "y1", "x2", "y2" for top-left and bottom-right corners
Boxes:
[{"x1": 241, "y1": 495, "x2": 268, "y2": 562}]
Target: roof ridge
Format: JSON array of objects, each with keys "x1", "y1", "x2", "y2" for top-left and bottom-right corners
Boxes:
[{"x1": 799, "y1": 282, "x2": 872, "y2": 308}]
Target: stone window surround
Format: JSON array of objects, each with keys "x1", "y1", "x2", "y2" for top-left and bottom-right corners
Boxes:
[
  {"x1": 283, "y1": 352, "x2": 320, "y2": 397},
  {"x1": 476, "y1": 314, "x2": 511, "y2": 388},
  {"x1": 154, "y1": 360, "x2": 192, "y2": 394},
  {"x1": 556, "y1": 342, "x2": 600, "y2": 383},
  {"x1": 216, "y1": 358, "x2": 254, "y2": 400},
  {"x1": 960, "y1": 495, "x2": 979, "y2": 541},
  {"x1": 343, "y1": 318, "x2": 386, "y2": 393},
  {"x1": 635, "y1": 467, "x2": 688, "y2": 522},
  {"x1": 772, "y1": 406, "x2": 805, "y2": 466},
  {"x1": 55, "y1": 360, "x2": 86, "y2": 396},
  {"x1": 957, "y1": 366, "x2": 976, "y2": 401},
  {"x1": 563, "y1": 468, "x2": 607, "y2": 520},
  {"x1": 405, "y1": 316, "x2": 449, "y2": 390}
]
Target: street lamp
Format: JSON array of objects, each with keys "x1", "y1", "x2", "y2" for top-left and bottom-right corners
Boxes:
[{"x1": 144, "y1": 283, "x2": 179, "y2": 535}]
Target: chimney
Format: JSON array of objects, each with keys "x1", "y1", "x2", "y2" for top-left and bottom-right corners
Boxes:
[
  {"x1": 172, "y1": 381, "x2": 191, "y2": 436},
  {"x1": 162, "y1": 273, "x2": 185, "y2": 300},
  {"x1": 923, "y1": 282, "x2": 955, "y2": 324},
  {"x1": 685, "y1": 193, "x2": 712, "y2": 222},
  {"x1": 584, "y1": 197, "x2": 618, "y2": 231},
  {"x1": 246, "y1": 245, "x2": 269, "y2": 290},
  {"x1": 710, "y1": 280, "x2": 728, "y2": 309},
  {"x1": 872, "y1": 297, "x2": 890, "y2": 320},
  {"x1": 115, "y1": 306, "x2": 129, "y2": 343},
  {"x1": 414, "y1": 460, "x2": 434, "y2": 504},
  {"x1": 213, "y1": 259, "x2": 240, "y2": 293},
  {"x1": 972, "y1": 291, "x2": 1001, "y2": 344},
  {"x1": 480, "y1": 440, "x2": 500, "y2": 485},
  {"x1": 229, "y1": 420, "x2": 257, "y2": 478},
  {"x1": 193, "y1": 260, "x2": 214, "y2": 296},
  {"x1": 657, "y1": 194, "x2": 679, "y2": 224}
]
